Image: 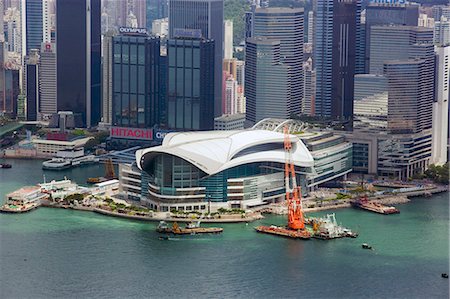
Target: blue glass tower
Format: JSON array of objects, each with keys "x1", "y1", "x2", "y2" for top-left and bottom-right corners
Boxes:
[{"x1": 25, "y1": 0, "x2": 43, "y2": 55}]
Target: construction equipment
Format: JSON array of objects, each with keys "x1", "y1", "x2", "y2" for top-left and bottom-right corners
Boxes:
[
  {"x1": 284, "y1": 126, "x2": 305, "y2": 231},
  {"x1": 87, "y1": 159, "x2": 117, "y2": 184}
]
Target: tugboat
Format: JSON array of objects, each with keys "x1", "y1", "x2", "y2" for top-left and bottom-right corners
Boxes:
[
  {"x1": 156, "y1": 221, "x2": 223, "y2": 235},
  {"x1": 0, "y1": 163, "x2": 12, "y2": 168}
]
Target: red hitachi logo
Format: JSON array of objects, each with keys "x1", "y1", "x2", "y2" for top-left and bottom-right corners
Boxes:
[{"x1": 110, "y1": 127, "x2": 153, "y2": 140}]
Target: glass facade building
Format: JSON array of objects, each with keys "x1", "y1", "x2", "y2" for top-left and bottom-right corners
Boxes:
[
  {"x1": 26, "y1": 63, "x2": 38, "y2": 121},
  {"x1": 166, "y1": 38, "x2": 215, "y2": 130},
  {"x1": 245, "y1": 37, "x2": 292, "y2": 124},
  {"x1": 25, "y1": 0, "x2": 43, "y2": 55},
  {"x1": 112, "y1": 33, "x2": 161, "y2": 128},
  {"x1": 146, "y1": 0, "x2": 168, "y2": 30},
  {"x1": 253, "y1": 7, "x2": 304, "y2": 116},
  {"x1": 56, "y1": 0, "x2": 101, "y2": 127},
  {"x1": 314, "y1": 0, "x2": 360, "y2": 118},
  {"x1": 168, "y1": 0, "x2": 223, "y2": 117}
]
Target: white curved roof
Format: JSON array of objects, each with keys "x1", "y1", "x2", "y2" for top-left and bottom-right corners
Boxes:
[{"x1": 136, "y1": 130, "x2": 314, "y2": 175}]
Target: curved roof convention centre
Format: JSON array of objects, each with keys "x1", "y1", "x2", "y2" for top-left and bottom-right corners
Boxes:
[{"x1": 136, "y1": 130, "x2": 314, "y2": 176}]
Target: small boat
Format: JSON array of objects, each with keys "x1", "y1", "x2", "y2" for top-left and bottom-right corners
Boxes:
[
  {"x1": 159, "y1": 236, "x2": 169, "y2": 241},
  {"x1": 442, "y1": 273, "x2": 449, "y2": 279},
  {"x1": 0, "y1": 163, "x2": 12, "y2": 168},
  {"x1": 362, "y1": 243, "x2": 372, "y2": 250}
]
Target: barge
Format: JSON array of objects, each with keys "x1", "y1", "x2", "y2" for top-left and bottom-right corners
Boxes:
[
  {"x1": 157, "y1": 221, "x2": 223, "y2": 235},
  {"x1": 254, "y1": 225, "x2": 311, "y2": 239},
  {"x1": 351, "y1": 196, "x2": 400, "y2": 215}
]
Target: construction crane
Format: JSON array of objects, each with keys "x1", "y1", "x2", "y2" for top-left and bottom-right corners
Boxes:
[{"x1": 284, "y1": 126, "x2": 305, "y2": 231}]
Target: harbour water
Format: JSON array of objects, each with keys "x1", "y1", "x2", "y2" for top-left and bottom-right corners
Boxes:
[{"x1": 0, "y1": 158, "x2": 449, "y2": 298}]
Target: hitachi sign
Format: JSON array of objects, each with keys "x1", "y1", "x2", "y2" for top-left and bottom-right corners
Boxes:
[{"x1": 110, "y1": 127, "x2": 153, "y2": 140}]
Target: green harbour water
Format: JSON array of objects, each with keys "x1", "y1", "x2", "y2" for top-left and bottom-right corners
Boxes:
[{"x1": 0, "y1": 158, "x2": 449, "y2": 298}]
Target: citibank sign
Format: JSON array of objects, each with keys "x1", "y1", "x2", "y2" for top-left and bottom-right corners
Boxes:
[{"x1": 110, "y1": 127, "x2": 153, "y2": 140}]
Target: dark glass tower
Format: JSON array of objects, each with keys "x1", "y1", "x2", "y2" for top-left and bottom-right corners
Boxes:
[
  {"x1": 168, "y1": 0, "x2": 223, "y2": 117},
  {"x1": 25, "y1": 51, "x2": 40, "y2": 121},
  {"x1": 25, "y1": 0, "x2": 43, "y2": 54},
  {"x1": 314, "y1": 0, "x2": 359, "y2": 119},
  {"x1": 166, "y1": 38, "x2": 215, "y2": 130},
  {"x1": 56, "y1": 0, "x2": 101, "y2": 127},
  {"x1": 112, "y1": 33, "x2": 161, "y2": 128}
]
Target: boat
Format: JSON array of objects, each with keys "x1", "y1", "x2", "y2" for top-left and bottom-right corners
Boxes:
[
  {"x1": 87, "y1": 159, "x2": 116, "y2": 184},
  {"x1": 442, "y1": 273, "x2": 449, "y2": 279},
  {"x1": 0, "y1": 163, "x2": 12, "y2": 168},
  {"x1": 0, "y1": 186, "x2": 47, "y2": 213},
  {"x1": 362, "y1": 243, "x2": 372, "y2": 250},
  {"x1": 42, "y1": 147, "x2": 99, "y2": 170},
  {"x1": 351, "y1": 196, "x2": 400, "y2": 215},
  {"x1": 255, "y1": 225, "x2": 311, "y2": 239},
  {"x1": 156, "y1": 221, "x2": 223, "y2": 235},
  {"x1": 308, "y1": 213, "x2": 358, "y2": 239}
]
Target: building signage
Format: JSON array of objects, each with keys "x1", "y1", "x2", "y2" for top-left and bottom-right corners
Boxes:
[
  {"x1": 369, "y1": 0, "x2": 406, "y2": 4},
  {"x1": 119, "y1": 27, "x2": 148, "y2": 35},
  {"x1": 110, "y1": 127, "x2": 153, "y2": 140},
  {"x1": 154, "y1": 129, "x2": 175, "y2": 141},
  {"x1": 173, "y1": 28, "x2": 202, "y2": 39}
]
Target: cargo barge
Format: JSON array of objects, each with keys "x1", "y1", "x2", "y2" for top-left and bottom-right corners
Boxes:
[
  {"x1": 254, "y1": 225, "x2": 311, "y2": 239},
  {"x1": 351, "y1": 196, "x2": 400, "y2": 214},
  {"x1": 157, "y1": 221, "x2": 223, "y2": 235}
]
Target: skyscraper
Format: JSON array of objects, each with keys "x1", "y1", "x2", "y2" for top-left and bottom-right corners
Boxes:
[
  {"x1": 369, "y1": 26, "x2": 433, "y2": 74},
  {"x1": 23, "y1": 0, "x2": 43, "y2": 55},
  {"x1": 314, "y1": 0, "x2": 359, "y2": 118},
  {"x1": 168, "y1": 0, "x2": 223, "y2": 117},
  {"x1": 39, "y1": 42, "x2": 57, "y2": 117},
  {"x1": 112, "y1": 31, "x2": 161, "y2": 128},
  {"x1": 253, "y1": 7, "x2": 304, "y2": 116},
  {"x1": 434, "y1": 17, "x2": 450, "y2": 46},
  {"x1": 166, "y1": 38, "x2": 215, "y2": 130},
  {"x1": 245, "y1": 37, "x2": 292, "y2": 124},
  {"x1": 224, "y1": 20, "x2": 233, "y2": 60},
  {"x1": 364, "y1": 3, "x2": 419, "y2": 72},
  {"x1": 56, "y1": 0, "x2": 101, "y2": 127},
  {"x1": 25, "y1": 49, "x2": 39, "y2": 121},
  {"x1": 101, "y1": 32, "x2": 114, "y2": 126},
  {"x1": 431, "y1": 46, "x2": 450, "y2": 165},
  {"x1": 147, "y1": 0, "x2": 168, "y2": 30}
]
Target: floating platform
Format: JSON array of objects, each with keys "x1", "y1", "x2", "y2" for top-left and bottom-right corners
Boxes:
[
  {"x1": 254, "y1": 225, "x2": 311, "y2": 239},
  {"x1": 157, "y1": 221, "x2": 223, "y2": 235},
  {"x1": 351, "y1": 199, "x2": 400, "y2": 215},
  {"x1": 0, "y1": 202, "x2": 40, "y2": 213}
]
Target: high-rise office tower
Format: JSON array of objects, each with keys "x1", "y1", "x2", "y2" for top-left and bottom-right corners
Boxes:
[
  {"x1": 431, "y1": 46, "x2": 449, "y2": 165},
  {"x1": 224, "y1": 74, "x2": 238, "y2": 115},
  {"x1": 42, "y1": 0, "x2": 51, "y2": 43},
  {"x1": 308, "y1": 10, "x2": 314, "y2": 44},
  {"x1": 147, "y1": 0, "x2": 168, "y2": 30},
  {"x1": 434, "y1": 17, "x2": 450, "y2": 46},
  {"x1": 39, "y1": 42, "x2": 57, "y2": 117},
  {"x1": 168, "y1": 0, "x2": 223, "y2": 117},
  {"x1": 432, "y1": 5, "x2": 450, "y2": 21},
  {"x1": 56, "y1": 0, "x2": 101, "y2": 127},
  {"x1": 25, "y1": 49, "x2": 39, "y2": 121},
  {"x1": 129, "y1": 0, "x2": 146, "y2": 28},
  {"x1": 303, "y1": 57, "x2": 315, "y2": 116},
  {"x1": 364, "y1": 3, "x2": 419, "y2": 72},
  {"x1": 2, "y1": 67, "x2": 20, "y2": 117},
  {"x1": 354, "y1": 74, "x2": 387, "y2": 101},
  {"x1": 166, "y1": 38, "x2": 215, "y2": 130},
  {"x1": 314, "y1": 0, "x2": 359, "y2": 119},
  {"x1": 224, "y1": 20, "x2": 233, "y2": 60},
  {"x1": 0, "y1": 42, "x2": 6, "y2": 113},
  {"x1": 369, "y1": 26, "x2": 433, "y2": 74},
  {"x1": 384, "y1": 58, "x2": 434, "y2": 134},
  {"x1": 101, "y1": 32, "x2": 114, "y2": 126},
  {"x1": 112, "y1": 32, "x2": 161, "y2": 128},
  {"x1": 4, "y1": 7, "x2": 22, "y2": 54},
  {"x1": 253, "y1": 7, "x2": 304, "y2": 116},
  {"x1": 245, "y1": 37, "x2": 292, "y2": 124},
  {"x1": 23, "y1": 0, "x2": 43, "y2": 55}
]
